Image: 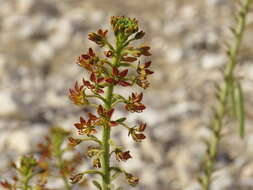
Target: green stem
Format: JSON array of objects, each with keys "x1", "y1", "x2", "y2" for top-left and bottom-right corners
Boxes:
[
  {"x1": 199, "y1": 1, "x2": 252, "y2": 189},
  {"x1": 101, "y1": 37, "x2": 123, "y2": 190},
  {"x1": 56, "y1": 153, "x2": 71, "y2": 190}
]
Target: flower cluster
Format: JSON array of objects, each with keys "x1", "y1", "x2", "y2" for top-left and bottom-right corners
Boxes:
[{"x1": 68, "y1": 16, "x2": 153, "y2": 189}]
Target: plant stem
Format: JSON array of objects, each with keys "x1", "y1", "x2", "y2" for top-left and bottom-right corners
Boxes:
[
  {"x1": 199, "y1": 0, "x2": 252, "y2": 189},
  {"x1": 101, "y1": 42, "x2": 122, "y2": 190},
  {"x1": 57, "y1": 155, "x2": 71, "y2": 190}
]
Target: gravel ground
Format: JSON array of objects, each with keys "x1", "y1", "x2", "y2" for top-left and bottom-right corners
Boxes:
[{"x1": 1, "y1": 0, "x2": 253, "y2": 189}]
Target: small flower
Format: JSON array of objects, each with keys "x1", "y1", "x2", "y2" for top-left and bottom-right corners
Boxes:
[
  {"x1": 93, "y1": 158, "x2": 101, "y2": 168},
  {"x1": 104, "y1": 50, "x2": 114, "y2": 58},
  {"x1": 105, "y1": 67, "x2": 131, "y2": 87},
  {"x1": 125, "y1": 93, "x2": 146, "y2": 113},
  {"x1": 88, "y1": 29, "x2": 108, "y2": 47},
  {"x1": 70, "y1": 173, "x2": 84, "y2": 184},
  {"x1": 134, "y1": 31, "x2": 145, "y2": 40},
  {"x1": 69, "y1": 81, "x2": 89, "y2": 106},
  {"x1": 97, "y1": 105, "x2": 118, "y2": 127},
  {"x1": 74, "y1": 113, "x2": 99, "y2": 136},
  {"x1": 136, "y1": 61, "x2": 153, "y2": 89},
  {"x1": 68, "y1": 137, "x2": 82, "y2": 147},
  {"x1": 76, "y1": 48, "x2": 99, "y2": 71},
  {"x1": 87, "y1": 146, "x2": 100, "y2": 158},
  {"x1": 115, "y1": 149, "x2": 132, "y2": 162},
  {"x1": 137, "y1": 46, "x2": 152, "y2": 56},
  {"x1": 128, "y1": 123, "x2": 147, "y2": 142},
  {"x1": 111, "y1": 16, "x2": 139, "y2": 38},
  {"x1": 0, "y1": 180, "x2": 12, "y2": 189},
  {"x1": 125, "y1": 173, "x2": 139, "y2": 186}
]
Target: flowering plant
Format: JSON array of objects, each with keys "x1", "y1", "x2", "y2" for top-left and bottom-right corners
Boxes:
[{"x1": 68, "y1": 16, "x2": 153, "y2": 190}]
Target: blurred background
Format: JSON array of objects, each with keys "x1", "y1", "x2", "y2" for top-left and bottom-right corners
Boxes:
[{"x1": 1, "y1": 0, "x2": 253, "y2": 189}]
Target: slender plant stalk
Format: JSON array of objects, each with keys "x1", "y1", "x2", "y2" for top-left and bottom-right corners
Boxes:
[
  {"x1": 56, "y1": 154, "x2": 71, "y2": 190},
  {"x1": 198, "y1": 0, "x2": 252, "y2": 189},
  {"x1": 102, "y1": 40, "x2": 122, "y2": 190}
]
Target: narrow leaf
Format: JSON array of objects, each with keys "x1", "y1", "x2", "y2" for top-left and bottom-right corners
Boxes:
[
  {"x1": 234, "y1": 82, "x2": 245, "y2": 138},
  {"x1": 92, "y1": 180, "x2": 102, "y2": 190}
]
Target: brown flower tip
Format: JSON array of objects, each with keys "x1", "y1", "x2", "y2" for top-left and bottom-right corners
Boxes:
[
  {"x1": 74, "y1": 114, "x2": 99, "y2": 136},
  {"x1": 69, "y1": 81, "x2": 89, "y2": 106},
  {"x1": 0, "y1": 180, "x2": 12, "y2": 189},
  {"x1": 125, "y1": 173, "x2": 139, "y2": 186},
  {"x1": 68, "y1": 137, "x2": 82, "y2": 147},
  {"x1": 125, "y1": 93, "x2": 146, "y2": 113},
  {"x1": 134, "y1": 30, "x2": 145, "y2": 40},
  {"x1": 93, "y1": 158, "x2": 101, "y2": 168},
  {"x1": 136, "y1": 61, "x2": 153, "y2": 89},
  {"x1": 115, "y1": 149, "x2": 132, "y2": 162},
  {"x1": 128, "y1": 123, "x2": 147, "y2": 142},
  {"x1": 70, "y1": 173, "x2": 84, "y2": 184},
  {"x1": 88, "y1": 29, "x2": 108, "y2": 47},
  {"x1": 76, "y1": 48, "x2": 99, "y2": 71}
]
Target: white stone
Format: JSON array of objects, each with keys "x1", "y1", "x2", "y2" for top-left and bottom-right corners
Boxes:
[
  {"x1": 7, "y1": 130, "x2": 30, "y2": 154},
  {"x1": 201, "y1": 54, "x2": 226, "y2": 69},
  {"x1": 0, "y1": 91, "x2": 17, "y2": 116},
  {"x1": 31, "y1": 42, "x2": 54, "y2": 63}
]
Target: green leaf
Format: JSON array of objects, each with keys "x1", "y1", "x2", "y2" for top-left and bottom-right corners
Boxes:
[
  {"x1": 92, "y1": 180, "x2": 102, "y2": 190},
  {"x1": 115, "y1": 117, "x2": 127, "y2": 123},
  {"x1": 234, "y1": 82, "x2": 245, "y2": 138}
]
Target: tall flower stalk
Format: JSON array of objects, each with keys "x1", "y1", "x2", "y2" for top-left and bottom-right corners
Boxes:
[
  {"x1": 68, "y1": 16, "x2": 153, "y2": 190},
  {"x1": 198, "y1": 0, "x2": 252, "y2": 189}
]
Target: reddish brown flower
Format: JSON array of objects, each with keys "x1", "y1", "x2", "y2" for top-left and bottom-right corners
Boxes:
[
  {"x1": 105, "y1": 67, "x2": 131, "y2": 87},
  {"x1": 87, "y1": 146, "x2": 100, "y2": 158},
  {"x1": 74, "y1": 113, "x2": 99, "y2": 136},
  {"x1": 125, "y1": 173, "x2": 139, "y2": 186},
  {"x1": 76, "y1": 48, "x2": 99, "y2": 71},
  {"x1": 97, "y1": 105, "x2": 118, "y2": 127},
  {"x1": 136, "y1": 61, "x2": 153, "y2": 89},
  {"x1": 125, "y1": 93, "x2": 146, "y2": 113},
  {"x1": 128, "y1": 123, "x2": 147, "y2": 142},
  {"x1": 115, "y1": 150, "x2": 132, "y2": 161},
  {"x1": 88, "y1": 29, "x2": 108, "y2": 47},
  {"x1": 138, "y1": 46, "x2": 152, "y2": 56},
  {"x1": 69, "y1": 81, "x2": 89, "y2": 106},
  {"x1": 70, "y1": 173, "x2": 84, "y2": 184},
  {"x1": 134, "y1": 30, "x2": 145, "y2": 40},
  {"x1": 68, "y1": 137, "x2": 82, "y2": 147},
  {"x1": 93, "y1": 158, "x2": 101, "y2": 168},
  {"x1": 0, "y1": 180, "x2": 12, "y2": 189},
  {"x1": 104, "y1": 50, "x2": 114, "y2": 58}
]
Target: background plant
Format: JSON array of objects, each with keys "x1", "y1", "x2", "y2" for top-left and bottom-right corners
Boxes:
[{"x1": 198, "y1": 0, "x2": 252, "y2": 189}]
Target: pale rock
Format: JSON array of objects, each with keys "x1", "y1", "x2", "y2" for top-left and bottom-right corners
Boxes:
[
  {"x1": 166, "y1": 47, "x2": 183, "y2": 63},
  {"x1": 48, "y1": 19, "x2": 72, "y2": 49},
  {"x1": 7, "y1": 130, "x2": 30, "y2": 154},
  {"x1": 211, "y1": 169, "x2": 233, "y2": 190},
  {"x1": 31, "y1": 41, "x2": 54, "y2": 63},
  {"x1": 201, "y1": 54, "x2": 226, "y2": 69},
  {"x1": 45, "y1": 91, "x2": 67, "y2": 108},
  {"x1": 16, "y1": 0, "x2": 34, "y2": 13},
  {"x1": 0, "y1": 54, "x2": 6, "y2": 76},
  {"x1": 0, "y1": 91, "x2": 17, "y2": 116}
]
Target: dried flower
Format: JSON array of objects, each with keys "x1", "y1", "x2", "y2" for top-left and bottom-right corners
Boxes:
[
  {"x1": 68, "y1": 137, "x2": 82, "y2": 147},
  {"x1": 69, "y1": 81, "x2": 89, "y2": 106},
  {"x1": 115, "y1": 150, "x2": 132, "y2": 162},
  {"x1": 74, "y1": 113, "x2": 99, "y2": 136},
  {"x1": 88, "y1": 29, "x2": 108, "y2": 47},
  {"x1": 125, "y1": 92, "x2": 146, "y2": 113},
  {"x1": 70, "y1": 173, "x2": 84, "y2": 184},
  {"x1": 125, "y1": 173, "x2": 139, "y2": 186}
]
